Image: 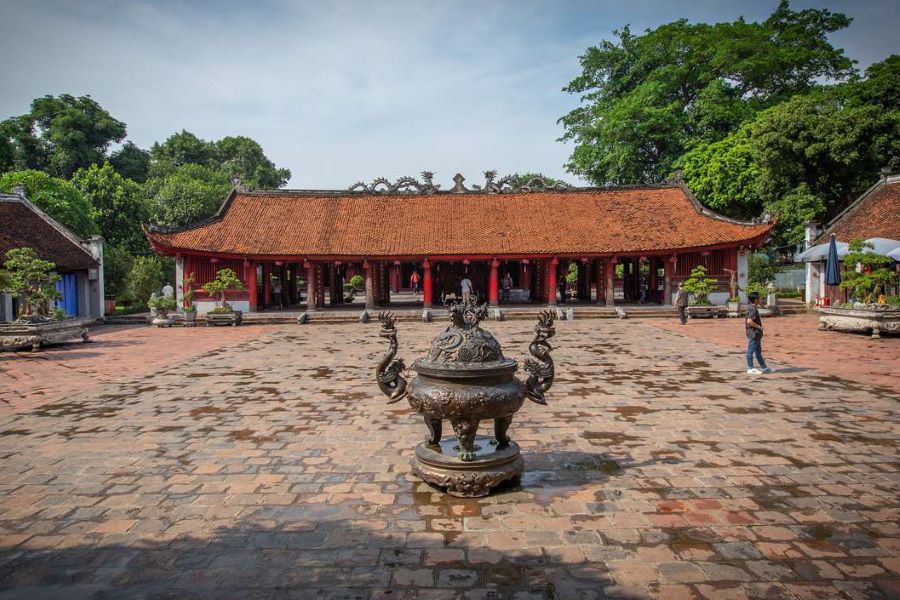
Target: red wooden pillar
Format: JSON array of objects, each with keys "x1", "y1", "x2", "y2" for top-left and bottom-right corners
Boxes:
[
  {"x1": 520, "y1": 261, "x2": 531, "y2": 291},
  {"x1": 489, "y1": 258, "x2": 500, "y2": 306},
  {"x1": 315, "y1": 264, "x2": 325, "y2": 308},
  {"x1": 305, "y1": 261, "x2": 317, "y2": 311},
  {"x1": 390, "y1": 263, "x2": 400, "y2": 293},
  {"x1": 664, "y1": 255, "x2": 674, "y2": 305},
  {"x1": 648, "y1": 258, "x2": 658, "y2": 303},
  {"x1": 423, "y1": 259, "x2": 433, "y2": 307},
  {"x1": 605, "y1": 258, "x2": 616, "y2": 306},
  {"x1": 547, "y1": 257, "x2": 558, "y2": 306},
  {"x1": 246, "y1": 260, "x2": 258, "y2": 312},
  {"x1": 262, "y1": 263, "x2": 271, "y2": 307},
  {"x1": 595, "y1": 259, "x2": 604, "y2": 304}
]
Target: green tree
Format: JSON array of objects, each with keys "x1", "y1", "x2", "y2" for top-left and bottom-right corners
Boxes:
[
  {"x1": 679, "y1": 55, "x2": 899, "y2": 245},
  {"x1": 214, "y1": 136, "x2": 290, "y2": 188},
  {"x1": 71, "y1": 162, "x2": 149, "y2": 253},
  {"x1": 0, "y1": 94, "x2": 127, "y2": 178},
  {"x1": 0, "y1": 170, "x2": 98, "y2": 238},
  {"x1": 124, "y1": 255, "x2": 165, "y2": 305},
  {"x1": 102, "y1": 244, "x2": 133, "y2": 300},
  {"x1": 144, "y1": 164, "x2": 232, "y2": 227},
  {"x1": 109, "y1": 141, "x2": 151, "y2": 183},
  {"x1": 2, "y1": 247, "x2": 61, "y2": 319},
  {"x1": 149, "y1": 130, "x2": 290, "y2": 188},
  {"x1": 560, "y1": 1, "x2": 853, "y2": 185}
]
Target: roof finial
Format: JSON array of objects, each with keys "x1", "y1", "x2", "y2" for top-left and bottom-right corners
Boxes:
[
  {"x1": 880, "y1": 166, "x2": 892, "y2": 181},
  {"x1": 451, "y1": 173, "x2": 467, "y2": 193},
  {"x1": 11, "y1": 184, "x2": 26, "y2": 197},
  {"x1": 231, "y1": 176, "x2": 242, "y2": 188}
]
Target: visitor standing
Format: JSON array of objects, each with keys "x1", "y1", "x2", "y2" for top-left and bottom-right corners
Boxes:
[
  {"x1": 161, "y1": 281, "x2": 174, "y2": 298},
  {"x1": 410, "y1": 271, "x2": 420, "y2": 297},
  {"x1": 460, "y1": 276, "x2": 473, "y2": 303},
  {"x1": 745, "y1": 292, "x2": 771, "y2": 374},
  {"x1": 273, "y1": 278, "x2": 284, "y2": 310},
  {"x1": 674, "y1": 282, "x2": 688, "y2": 325},
  {"x1": 501, "y1": 272, "x2": 512, "y2": 304}
]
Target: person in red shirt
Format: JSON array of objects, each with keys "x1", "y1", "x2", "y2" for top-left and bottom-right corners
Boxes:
[{"x1": 410, "y1": 271, "x2": 420, "y2": 297}]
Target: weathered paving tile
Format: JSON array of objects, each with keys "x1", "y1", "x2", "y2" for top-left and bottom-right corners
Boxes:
[{"x1": 0, "y1": 316, "x2": 897, "y2": 597}]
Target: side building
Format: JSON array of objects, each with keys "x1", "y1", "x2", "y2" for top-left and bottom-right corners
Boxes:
[
  {"x1": 144, "y1": 174, "x2": 775, "y2": 313},
  {"x1": 802, "y1": 171, "x2": 900, "y2": 304},
  {"x1": 0, "y1": 186, "x2": 105, "y2": 322}
]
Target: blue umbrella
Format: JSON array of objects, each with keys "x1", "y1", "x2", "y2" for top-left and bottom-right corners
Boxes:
[{"x1": 825, "y1": 234, "x2": 842, "y2": 287}]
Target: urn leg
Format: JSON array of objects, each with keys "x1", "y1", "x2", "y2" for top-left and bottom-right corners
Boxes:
[
  {"x1": 493, "y1": 415, "x2": 513, "y2": 449},
  {"x1": 424, "y1": 416, "x2": 442, "y2": 446},
  {"x1": 450, "y1": 418, "x2": 480, "y2": 462}
]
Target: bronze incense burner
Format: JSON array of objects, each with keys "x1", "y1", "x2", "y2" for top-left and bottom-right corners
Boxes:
[{"x1": 375, "y1": 301, "x2": 556, "y2": 497}]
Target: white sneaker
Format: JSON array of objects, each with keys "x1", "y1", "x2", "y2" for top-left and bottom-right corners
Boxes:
[
  {"x1": 747, "y1": 368, "x2": 762, "y2": 374},
  {"x1": 761, "y1": 367, "x2": 773, "y2": 373}
]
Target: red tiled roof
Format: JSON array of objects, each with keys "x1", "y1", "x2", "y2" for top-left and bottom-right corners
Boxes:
[
  {"x1": 817, "y1": 178, "x2": 900, "y2": 244},
  {"x1": 0, "y1": 195, "x2": 98, "y2": 270},
  {"x1": 146, "y1": 185, "x2": 775, "y2": 258}
]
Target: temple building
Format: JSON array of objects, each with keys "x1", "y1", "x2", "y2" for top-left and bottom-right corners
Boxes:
[{"x1": 144, "y1": 173, "x2": 776, "y2": 314}]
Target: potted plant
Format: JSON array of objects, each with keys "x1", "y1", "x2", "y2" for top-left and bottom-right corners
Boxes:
[
  {"x1": 148, "y1": 294, "x2": 177, "y2": 327},
  {"x1": 182, "y1": 272, "x2": 197, "y2": 326},
  {"x1": 0, "y1": 247, "x2": 89, "y2": 351},
  {"x1": 344, "y1": 274, "x2": 364, "y2": 303},
  {"x1": 682, "y1": 265, "x2": 723, "y2": 318},
  {"x1": 723, "y1": 268, "x2": 741, "y2": 316},
  {"x1": 819, "y1": 240, "x2": 900, "y2": 338},
  {"x1": 202, "y1": 268, "x2": 245, "y2": 326}
]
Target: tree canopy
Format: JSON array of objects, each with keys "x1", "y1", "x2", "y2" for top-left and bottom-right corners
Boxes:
[
  {"x1": 0, "y1": 94, "x2": 127, "y2": 179},
  {"x1": 560, "y1": 1, "x2": 854, "y2": 185},
  {"x1": 72, "y1": 162, "x2": 149, "y2": 254},
  {"x1": 0, "y1": 170, "x2": 98, "y2": 238}
]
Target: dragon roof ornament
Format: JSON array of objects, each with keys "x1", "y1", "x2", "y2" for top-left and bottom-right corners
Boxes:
[{"x1": 347, "y1": 171, "x2": 571, "y2": 195}]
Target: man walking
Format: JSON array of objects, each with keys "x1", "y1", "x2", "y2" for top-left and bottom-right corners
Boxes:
[
  {"x1": 746, "y1": 291, "x2": 772, "y2": 374},
  {"x1": 410, "y1": 271, "x2": 420, "y2": 298},
  {"x1": 674, "y1": 282, "x2": 688, "y2": 325}
]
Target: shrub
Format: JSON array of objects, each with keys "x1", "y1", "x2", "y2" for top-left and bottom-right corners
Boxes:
[
  {"x1": 147, "y1": 294, "x2": 177, "y2": 317},
  {"x1": 348, "y1": 274, "x2": 364, "y2": 292}
]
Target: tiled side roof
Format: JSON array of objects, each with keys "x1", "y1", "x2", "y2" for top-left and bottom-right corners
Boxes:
[
  {"x1": 0, "y1": 195, "x2": 98, "y2": 270},
  {"x1": 146, "y1": 185, "x2": 775, "y2": 257},
  {"x1": 817, "y1": 179, "x2": 900, "y2": 244}
]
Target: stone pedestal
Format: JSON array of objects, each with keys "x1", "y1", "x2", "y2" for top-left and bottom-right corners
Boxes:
[{"x1": 412, "y1": 435, "x2": 523, "y2": 498}]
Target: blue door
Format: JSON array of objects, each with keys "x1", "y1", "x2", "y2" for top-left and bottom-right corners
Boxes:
[{"x1": 55, "y1": 273, "x2": 79, "y2": 316}]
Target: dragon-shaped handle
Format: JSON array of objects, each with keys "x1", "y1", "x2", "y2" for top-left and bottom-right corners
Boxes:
[
  {"x1": 376, "y1": 312, "x2": 408, "y2": 404},
  {"x1": 524, "y1": 309, "x2": 556, "y2": 405}
]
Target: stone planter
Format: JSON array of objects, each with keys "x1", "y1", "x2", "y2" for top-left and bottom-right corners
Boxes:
[
  {"x1": 182, "y1": 311, "x2": 197, "y2": 327},
  {"x1": 0, "y1": 318, "x2": 90, "y2": 352},
  {"x1": 818, "y1": 306, "x2": 900, "y2": 339},
  {"x1": 151, "y1": 316, "x2": 175, "y2": 328},
  {"x1": 205, "y1": 311, "x2": 243, "y2": 327},
  {"x1": 687, "y1": 305, "x2": 725, "y2": 319},
  {"x1": 727, "y1": 301, "x2": 740, "y2": 318}
]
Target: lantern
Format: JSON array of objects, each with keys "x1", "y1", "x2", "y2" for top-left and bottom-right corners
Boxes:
[{"x1": 210, "y1": 257, "x2": 218, "y2": 264}]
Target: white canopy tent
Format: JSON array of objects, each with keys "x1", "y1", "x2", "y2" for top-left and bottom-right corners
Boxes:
[{"x1": 797, "y1": 237, "x2": 900, "y2": 262}]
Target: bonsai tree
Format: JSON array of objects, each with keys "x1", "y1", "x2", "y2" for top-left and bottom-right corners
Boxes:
[
  {"x1": 348, "y1": 274, "x2": 364, "y2": 293},
  {"x1": 565, "y1": 263, "x2": 579, "y2": 300},
  {"x1": 147, "y1": 294, "x2": 177, "y2": 318},
  {"x1": 2, "y1": 247, "x2": 62, "y2": 320},
  {"x1": 201, "y1": 268, "x2": 245, "y2": 312},
  {"x1": 182, "y1": 272, "x2": 196, "y2": 312},
  {"x1": 839, "y1": 239, "x2": 896, "y2": 304},
  {"x1": 682, "y1": 265, "x2": 718, "y2": 306}
]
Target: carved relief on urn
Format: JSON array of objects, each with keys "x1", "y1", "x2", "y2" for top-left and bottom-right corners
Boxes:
[{"x1": 375, "y1": 300, "x2": 556, "y2": 497}]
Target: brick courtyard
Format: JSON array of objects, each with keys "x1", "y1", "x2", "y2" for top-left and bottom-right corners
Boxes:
[{"x1": 0, "y1": 316, "x2": 898, "y2": 599}]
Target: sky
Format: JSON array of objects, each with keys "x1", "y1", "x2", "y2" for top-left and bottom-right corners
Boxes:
[{"x1": 1, "y1": 0, "x2": 897, "y2": 189}]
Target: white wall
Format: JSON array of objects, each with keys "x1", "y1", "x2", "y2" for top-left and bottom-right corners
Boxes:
[
  {"x1": 805, "y1": 261, "x2": 823, "y2": 304},
  {"x1": 195, "y1": 300, "x2": 249, "y2": 314}
]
